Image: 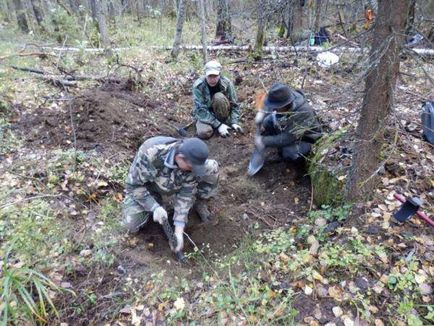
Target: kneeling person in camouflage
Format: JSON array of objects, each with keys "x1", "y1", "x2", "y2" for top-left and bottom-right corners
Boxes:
[
  {"x1": 122, "y1": 136, "x2": 219, "y2": 257},
  {"x1": 192, "y1": 60, "x2": 242, "y2": 138}
]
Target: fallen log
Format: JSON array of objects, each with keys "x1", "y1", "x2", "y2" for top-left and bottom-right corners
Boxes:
[
  {"x1": 10, "y1": 65, "x2": 123, "y2": 85},
  {"x1": 38, "y1": 44, "x2": 434, "y2": 57}
]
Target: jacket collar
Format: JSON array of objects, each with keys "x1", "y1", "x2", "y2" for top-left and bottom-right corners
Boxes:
[{"x1": 163, "y1": 141, "x2": 182, "y2": 169}]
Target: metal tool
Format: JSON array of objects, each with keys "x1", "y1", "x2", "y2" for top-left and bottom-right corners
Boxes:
[
  {"x1": 176, "y1": 121, "x2": 194, "y2": 137},
  {"x1": 247, "y1": 147, "x2": 266, "y2": 176},
  {"x1": 161, "y1": 219, "x2": 186, "y2": 261},
  {"x1": 393, "y1": 193, "x2": 434, "y2": 227}
]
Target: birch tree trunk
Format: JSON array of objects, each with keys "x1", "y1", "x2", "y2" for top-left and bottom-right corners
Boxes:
[
  {"x1": 170, "y1": 0, "x2": 185, "y2": 59},
  {"x1": 346, "y1": 0, "x2": 410, "y2": 202},
  {"x1": 198, "y1": 0, "x2": 208, "y2": 63}
]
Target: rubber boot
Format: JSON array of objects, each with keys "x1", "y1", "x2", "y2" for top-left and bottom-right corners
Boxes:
[{"x1": 194, "y1": 200, "x2": 212, "y2": 222}]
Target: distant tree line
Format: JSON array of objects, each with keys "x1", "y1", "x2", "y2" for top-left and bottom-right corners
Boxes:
[{"x1": 1, "y1": 0, "x2": 433, "y2": 50}]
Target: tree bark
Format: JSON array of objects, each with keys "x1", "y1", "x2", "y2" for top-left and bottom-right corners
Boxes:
[
  {"x1": 405, "y1": 0, "x2": 416, "y2": 36},
  {"x1": 13, "y1": 0, "x2": 30, "y2": 32},
  {"x1": 215, "y1": 0, "x2": 231, "y2": 38},
  {"x1": 291, "y1": 0, "x2": 304, "y2": 41},
  {"x1": 313, "y1": 0, "x2": 322, "y2": 32},
  {"x1": 30, "y1": 0, "x2": 44, "y2": 25},
  {"x1": 253, "y1": 0, "x2": 266, "y2": 60},
  {"x1": 345, "y1": 0, "x2": 410, "y2": 202},
  {"x1": 170, "y1": 0, "x2": 186, "y2": 59},
  {"x1": 90, "y1": 0, "x2": 110, "y2": 47},
  {"x1": 198, "y1": 0, "x2": 208, "y2": 63}
]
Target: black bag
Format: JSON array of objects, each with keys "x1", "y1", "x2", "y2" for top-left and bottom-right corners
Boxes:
[{"x1": 422, "y1": 101, "x2": 434, "y2": 144}]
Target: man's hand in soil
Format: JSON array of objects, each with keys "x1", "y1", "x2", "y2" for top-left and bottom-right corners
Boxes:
[
  {"x1": 218, "y1": 124, "x2": 230, "y2": 137},
  {"x1": 231, "y1": 124, "x2": 244, "y2": 134},
  {"x1": 174, "y1": 224, "x2": 184, "y2": 252},
  {"x1": 152, "y1": 206, "x2": 168, "y2": 225}
]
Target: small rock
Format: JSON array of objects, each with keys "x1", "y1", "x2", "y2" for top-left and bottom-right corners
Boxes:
[
  {"x1": 79, "y1": 249, "x2": 92, "y2": 257},
  {"x1": 60, "y1": 282, "x2": 73, "y2": 289},
  {"x1": 117, "y1": 265, "x2": 126, "y2": 275},
  {"x1": 304, "y1": 285, "x2": 313, "y2": 295},
  {"x1": 324, "y1": 323, "x2": 336, "y2": 326},
  {"x1": 332, "y1": 306, "x2": 343, "y2": 317},
  {"x1": 355, "y1": 277, "x2": 369, "y2": 292},
  {"x1": 242, "y1": 213, "x2": 249, "y2": 220},
  {"x1": 324, "y1": 221, "x2": 340, "y2": 233},
  {"x1": 419, "y1": 283, "x2": 432, "y2": 295},
  {"x1": 315, "y1": 217, "x2": 327, "y2": 227}
]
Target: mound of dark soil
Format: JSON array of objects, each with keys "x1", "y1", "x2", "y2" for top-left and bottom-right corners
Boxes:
[{"x1": 19, "y1": 87, "x2": 175, "y2": 152}]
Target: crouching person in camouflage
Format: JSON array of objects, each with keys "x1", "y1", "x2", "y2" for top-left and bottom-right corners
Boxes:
[
  {"x1": 122, "y1": 136, "x2": 219, "y2": 260},
  {"x1": 192, "y1": 60, "x2": 243, "y2": 139}
]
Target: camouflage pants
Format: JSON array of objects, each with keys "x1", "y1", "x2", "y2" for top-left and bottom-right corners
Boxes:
[
  {"x1": 122, "y1": 159, "x2": 219, "y2": 233},
  {"x1": 196, "y1": 92, "x2": 230, "y2": 139}
]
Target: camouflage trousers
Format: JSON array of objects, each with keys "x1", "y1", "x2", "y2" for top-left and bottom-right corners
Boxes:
[
  {"x1": 122, "y1": 159, "x2": 219, "y2": 233},
  {"x1": 196, "y1": 92, "x2": 230, "y2": 139}
]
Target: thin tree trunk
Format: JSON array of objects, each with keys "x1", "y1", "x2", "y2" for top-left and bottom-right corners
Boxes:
[
  {"x1": 345, "y1": 0, "x2": 410, "y2": 202},
  {"x1": 198, "y1": 0, "x2": 208, "y2": 63},
  {"x1": 292, "y1": 0, "x2": 304, "y2": 41},
  {"x1": 314, "y1": 0, "x2": 322, "y2": 32},
  {"x1": 405, "y1": 0, "x2": 416, "y2": 36},
  {"x1": 170, "y1": 0, "x2": 186, "y2": 59},
  {"x1": 13, "y1": 0, "x2": 29, "y2": 32},
  {"x1": 30, "y1": 0, "x2": 44, "y2": 25},
  {"x1": 90, "y1": 0, "x2": 110, "y2": 47},
  {"x1": 215, "y1": 0, "x2": 231, "y2": 38},
  {"x1": 253, "y1": 0, "x2": 266, "y2": 60}
]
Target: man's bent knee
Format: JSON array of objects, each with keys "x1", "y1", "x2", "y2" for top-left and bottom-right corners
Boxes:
[
  {"x1": 122, "y1": 211, "x2": 149, "y2": 233},
  {"x1": 196, "y1": 121, "x2": 214, "y2": 139}
]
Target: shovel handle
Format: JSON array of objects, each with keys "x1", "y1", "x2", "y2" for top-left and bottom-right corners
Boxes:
[{"x1": 394, "y1": 193, "x2": 434, "y2": 227}]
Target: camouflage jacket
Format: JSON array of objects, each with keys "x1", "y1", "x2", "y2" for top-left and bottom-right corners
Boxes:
[
  {"x1": 192, "y1": 76, "x2": 240, "y2": 128},
  {"x1": 261, "y1": 90, "x2": 322, "y2": 147},
  {"x1": 124, "y1": 137, "x2": 198, "y2": 224}
]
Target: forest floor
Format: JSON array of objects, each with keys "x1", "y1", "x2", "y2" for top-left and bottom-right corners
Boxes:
[{"x1": 1, "y1": 36, "x2": 434, "y2": 325}]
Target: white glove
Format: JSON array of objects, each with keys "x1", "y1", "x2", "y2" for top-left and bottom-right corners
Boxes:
[
  {"x1": 152, "y1": 206, "x2": 168, "y2": 225},
  {"x1": 231, "y1": 124, "x2": 244, "y2": 133},
  {"x1": 174, "y1": 225, "x2": 184, "y2": 252},
  {"x1": 217, "y1": 124, "x2": 230, "y2": 137},
  {"x1": 255, "y1": 135, "x2": 265, "y2": 151}
]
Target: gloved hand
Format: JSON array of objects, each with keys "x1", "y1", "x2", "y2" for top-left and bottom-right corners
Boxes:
[
  {"x1": 255, "y1": 135, "x2": 265, "y2": 151},
  {"x1": 152, "y1": 206, "x2": 168, "y2": 225},
  {"x1": 218, "y1": 124, "x2": 230, "y2": 137},
  {"x1": 231, "y1": 124, "x2": 244, "y2": 133},
  {"x1": 174, "y1": 225, "x2": 184, "y2": 252}
]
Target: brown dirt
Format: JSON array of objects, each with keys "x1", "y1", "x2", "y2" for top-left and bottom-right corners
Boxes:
[
  {"x1": 14, "y1": 81, "x2": 312, "y2": 324},
  {"x1": 17, "y1": 81, "x2": 177, "y2": 153}
]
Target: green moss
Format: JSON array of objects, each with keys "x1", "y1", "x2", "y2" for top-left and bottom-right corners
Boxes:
[{"x1": 308, "y1": 129, "x2": 348, "y2": 206}]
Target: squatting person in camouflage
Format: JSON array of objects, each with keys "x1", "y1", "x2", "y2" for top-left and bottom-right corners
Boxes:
[
  {"x1": 122, "y1": 136, "x2": 219, "y2": 256},
  {"x1": 192, "y1": 60, "x2": 243, "y2": 139}
]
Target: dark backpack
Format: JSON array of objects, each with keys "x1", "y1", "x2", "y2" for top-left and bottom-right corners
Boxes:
[{"x1": 422, "y1": 101, "x2": 434, "y2": 144}]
